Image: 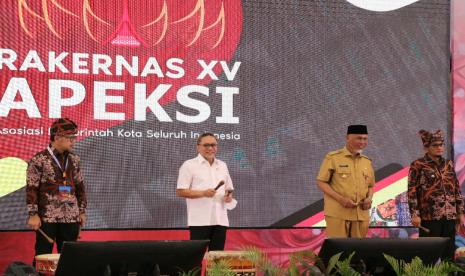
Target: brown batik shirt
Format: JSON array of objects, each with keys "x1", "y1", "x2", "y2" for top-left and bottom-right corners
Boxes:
[
  {"x1": 408, "y1": 154, "x2": 464, "y2": 221},
  {"x1": 26, "y1": 146, "x2": 87, "y2": 223}
]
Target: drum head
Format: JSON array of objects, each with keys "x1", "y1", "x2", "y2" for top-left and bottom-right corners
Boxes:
[{"x1": 35, "y1": 254, "x2": 60, "y2": 260}]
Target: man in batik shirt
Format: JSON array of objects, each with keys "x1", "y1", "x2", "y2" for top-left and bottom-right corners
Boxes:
[
  {"x1": 26, "y1": 118, "x2": 87, "y2": 259},
  {"x1": 408, "y1": 129, "x2": 464, "y2": 259}
]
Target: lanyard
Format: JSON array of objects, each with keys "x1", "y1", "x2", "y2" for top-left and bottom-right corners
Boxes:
[{"x1": 47, "y1": 146, "x2": 69, "y2": 184}]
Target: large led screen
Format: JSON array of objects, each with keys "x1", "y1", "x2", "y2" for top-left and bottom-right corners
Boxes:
[{"x1": 0, "y1": 0, "x2": 451, "y2": 229}]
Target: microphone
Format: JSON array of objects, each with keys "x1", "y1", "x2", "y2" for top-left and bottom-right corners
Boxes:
[{"x1": 214, "y1": 181, "x2": 225, "y2": 190}]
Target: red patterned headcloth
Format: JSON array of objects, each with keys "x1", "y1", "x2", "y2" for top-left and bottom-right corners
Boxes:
[
  {"x1": 418, "y1": 129, "x2": 444, "y2": 147},
  {"x1": 50, "y1": 118, "x2": 78, "y2": 138}
]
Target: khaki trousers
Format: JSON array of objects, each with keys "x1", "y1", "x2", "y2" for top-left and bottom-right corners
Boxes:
[{"x1": 325, "y1": 216, "x2": 369, "y2": 238}]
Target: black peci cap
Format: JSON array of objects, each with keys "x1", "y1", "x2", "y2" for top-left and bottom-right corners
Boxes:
[{"x1": 347, "y1": 125, "x2": 368, "y2": 135}]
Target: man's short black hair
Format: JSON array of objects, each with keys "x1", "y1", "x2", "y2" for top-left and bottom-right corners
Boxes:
[{"x1": 197, "y1": 132, "x2": 217, "y2": 145}]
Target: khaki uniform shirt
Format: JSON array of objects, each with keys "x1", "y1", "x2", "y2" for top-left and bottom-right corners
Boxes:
[{"x1": 317, "y1": 147, "x2": 375, "y2": 221}]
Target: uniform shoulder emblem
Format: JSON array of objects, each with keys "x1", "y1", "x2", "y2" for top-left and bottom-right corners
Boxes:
[
  {"x1": 327, "y1": 150, "x2": 342, "y2": 156},
  {"x1": 360, "y1": 154, "x2": 372, "y2": 161}
]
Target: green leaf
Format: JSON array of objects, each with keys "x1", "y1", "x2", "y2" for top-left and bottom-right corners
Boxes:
[
  {"x1": 383, "y1": 253, "x2": 404, "y2": 276},
  {"x1": 177, "y1": 266, "x2": 200, "y2": 276},
  {"x1": 206, "y1": 259, "x2": 236, "y2": 276},
  {"x1": 240, "y1": 246, "x2": 324, "y2": 275},
  {"x1": 383, "y1": 253, "x2": 464, "y2": 276},
  {"x1": 334, "y1": 252, "x2": 361, "y2": 276},
  {"x1": 326, "y1": 251, "x2": 342, "y2": 275}
]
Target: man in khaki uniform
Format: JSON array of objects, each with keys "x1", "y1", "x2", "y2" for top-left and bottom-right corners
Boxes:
[{"x1": 316, "y1": 125, "x2": 375, "y2": 238}]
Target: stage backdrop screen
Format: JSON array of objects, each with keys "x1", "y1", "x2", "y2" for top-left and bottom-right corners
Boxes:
[{"x1": 0, "y1": 0, "x2": 451, "y2": 229}]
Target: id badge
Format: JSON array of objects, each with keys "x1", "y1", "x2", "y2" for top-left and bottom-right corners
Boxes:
[{"x1": 58, "y1": 185, "x2": 72, "y2": 203}]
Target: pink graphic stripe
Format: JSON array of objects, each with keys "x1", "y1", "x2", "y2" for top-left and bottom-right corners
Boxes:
[{"x1": 295, "y1": 167, "x2": 409, "y2": 227}]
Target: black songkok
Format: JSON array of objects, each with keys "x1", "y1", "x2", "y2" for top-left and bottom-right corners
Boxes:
[{"x1": 347, "y1": 125, "x2": 368, "y2": 135}]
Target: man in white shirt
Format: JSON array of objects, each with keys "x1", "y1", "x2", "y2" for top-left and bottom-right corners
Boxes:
[{"x1": 176, "y1": 133, "x2": 234, "y2": 250}]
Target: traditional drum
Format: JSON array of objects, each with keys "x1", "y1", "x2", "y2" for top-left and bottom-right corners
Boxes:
[
  {"x1": 206, "y1": 250, "x2": 256, "y2": 276},
  {"x1": 35, "y1": 253, "x2": 60, "y2": 276}
]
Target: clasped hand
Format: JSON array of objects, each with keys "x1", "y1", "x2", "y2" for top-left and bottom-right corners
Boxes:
[{"x1": 339, "y1": 197, "x2": 372, "y2": 210}]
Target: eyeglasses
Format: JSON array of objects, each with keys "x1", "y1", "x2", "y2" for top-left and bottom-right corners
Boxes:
[
  {"x1": 64, "y1": 136, "x2": 77, "y2": 141},
  {"x1": 430, "y1": 143, "x2": 444, "y2": 148},
  {"x1": 199, "y1": 143, "x2": 217, "y2": 148}
]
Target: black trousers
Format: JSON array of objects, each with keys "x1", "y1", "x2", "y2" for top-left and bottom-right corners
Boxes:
[
  {"x1": 419, "y1": 219, "x2": 456, "y2": 260},
  {"x1": 34, "y1": 222, "x2": 80, "y2": 257},
  {"x1": 189, "y1": 225, "x2": 227, "y2": 251}
]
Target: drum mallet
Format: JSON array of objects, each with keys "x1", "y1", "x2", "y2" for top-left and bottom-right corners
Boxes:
[
  {"x1": 37, "y1": 228, "x2": 54, "y2": 244},
  {"x1": 418, "y1": 225, "x2": 431, "y2": 234}
]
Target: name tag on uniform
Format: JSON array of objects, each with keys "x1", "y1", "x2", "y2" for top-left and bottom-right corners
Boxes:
[
  {"x1": 337, "y1": 165, "x2": 350, "y2": 178},
  {"x1": 58, "y1": 185, "x2": 72, "y2": 203}
]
